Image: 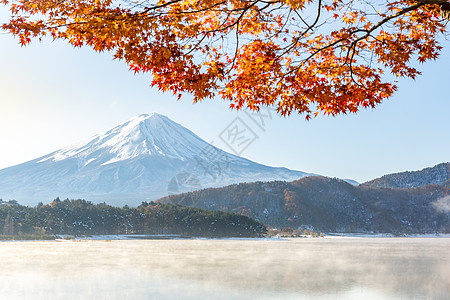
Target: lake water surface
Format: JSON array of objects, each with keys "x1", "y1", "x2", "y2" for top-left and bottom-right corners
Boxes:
[{"x1": 0, "y1": 237, "x2": 449, "y2": 299}]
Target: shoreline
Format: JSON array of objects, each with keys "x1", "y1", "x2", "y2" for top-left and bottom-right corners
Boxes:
[{"x1": 2, "y1": 233, "x2": 450, "y2": 242}]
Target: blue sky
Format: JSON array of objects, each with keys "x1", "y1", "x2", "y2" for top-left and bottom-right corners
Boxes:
[{"x1": 0, "y1": 6, "x2": 449, "y2": 183}]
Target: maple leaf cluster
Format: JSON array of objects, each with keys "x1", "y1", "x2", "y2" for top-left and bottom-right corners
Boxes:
[{"x1": 1, "y1": 0, "x2": 448, "y2": 118}]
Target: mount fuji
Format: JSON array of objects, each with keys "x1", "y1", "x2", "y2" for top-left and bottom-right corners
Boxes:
[{"x1": 0, "y1": 113, "x2": 312, "y2": 206}]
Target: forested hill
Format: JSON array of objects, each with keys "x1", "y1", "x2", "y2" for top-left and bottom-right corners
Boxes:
[
  {"x1": 0, "y1": 199, "x2": 266, "y2": 238},
  {"x1": 362, "y1": 163, "x2": 450, "y2": 189},
  {"x1": 158, "y1": 176, "x2": 450, "y2": 234}
]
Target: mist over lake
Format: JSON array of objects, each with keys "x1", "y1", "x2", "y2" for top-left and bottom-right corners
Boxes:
[{"x1": 0, "y1": 237, "x2": 448, "y2": 299}]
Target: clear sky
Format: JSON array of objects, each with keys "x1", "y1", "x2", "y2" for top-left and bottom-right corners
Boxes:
[{"x1": 0, "y1": 6, "x2": 449, "y2": 183}]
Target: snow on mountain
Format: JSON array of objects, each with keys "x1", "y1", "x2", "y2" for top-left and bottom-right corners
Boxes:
[
  {"x1": 0, "y1": 113, "x2": 311, "y2": 206},
  {"x1": 362, "y1": 163, "x2": 450, "y2": 189},
  {"x1": 40, "y1": 113, "x2": 210, "y2": 164},
  {"x1": 343, "y1": 179, "x2": 360, "y2": 186}
]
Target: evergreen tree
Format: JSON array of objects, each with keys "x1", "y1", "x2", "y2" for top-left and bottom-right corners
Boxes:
[{"x1": 3, "y1": 212, "x2": 14, "y2": 235}]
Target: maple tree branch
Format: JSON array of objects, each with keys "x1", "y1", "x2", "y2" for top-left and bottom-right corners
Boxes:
[
  {"x1": 141, "y1": 0, "x2": 183, "y2": 13},
  {"x1": 2, "y1": 0, "x2": 447, "y2": 116},
  {"x1": 277, "y1": 0, "x2": 322, "y2": 60},
  {"x1": 283, "y1": 0, "x2": 445, "y2": 77},
  {"x1": 227, "y1": 19, "x2": 241, "y2": 73}
]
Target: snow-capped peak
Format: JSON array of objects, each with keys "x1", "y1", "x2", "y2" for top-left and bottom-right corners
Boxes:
[
  {"x1": 0, "y1": 113, "x2": 310, "y2": 205},
  {"x1": 39, "y1": 113, "x2": 210, "y2": 165}
]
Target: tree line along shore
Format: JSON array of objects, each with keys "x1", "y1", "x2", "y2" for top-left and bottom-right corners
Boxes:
[{"x1": 0, "y1": 198, "x2": 266, "y2": 239}]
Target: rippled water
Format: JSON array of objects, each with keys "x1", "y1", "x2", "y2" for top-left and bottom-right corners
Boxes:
[{"x1": 0, "y1": 237, "x2": 449, "y2": 299}]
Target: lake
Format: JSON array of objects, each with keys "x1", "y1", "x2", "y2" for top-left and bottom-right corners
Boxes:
[{"x1": 0, "y1": 237, "x2": 449, "y2": 299}]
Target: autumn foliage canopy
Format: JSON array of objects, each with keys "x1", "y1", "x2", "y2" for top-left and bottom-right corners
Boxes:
[{"x1": 1, "y1": 0, "x2": 449, "y2": 118}]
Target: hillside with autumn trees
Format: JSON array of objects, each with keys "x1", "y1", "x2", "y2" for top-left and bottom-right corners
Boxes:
[
  {"x1": 0, "y1": 199, "x2": 267, "y2": 238},
  {"x1": 2, "y1": 0, "x2": 449, "y2": 118},
  {"x1": 159, "y1": 176, "x2": 450, "y2": 234}
]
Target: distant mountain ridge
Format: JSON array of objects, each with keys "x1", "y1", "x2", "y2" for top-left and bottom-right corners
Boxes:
[
  {"x1": 0, "y1": 113, "x2": 311, "y2": 205},
  {"x1": 158, "y1": 175, "x2": 450, "y2": 234},
  {"x1": 362, "y1": 163, "x2": 450, "y2": 189}
]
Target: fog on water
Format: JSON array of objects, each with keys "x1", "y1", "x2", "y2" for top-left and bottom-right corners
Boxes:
[{"x1": 0, "y1": 237, "x2": 449, "y2": 299}]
